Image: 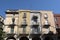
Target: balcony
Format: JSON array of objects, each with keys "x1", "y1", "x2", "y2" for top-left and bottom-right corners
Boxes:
[
  {"x1": 21, "y1": 20, "x2": 27, "y2": 28},
  {"x1": 21, "y1": 23, "x2": 27, "y2": 27},
  {"x1": 6, "y1": 32, "x2": 16, "y2": 37},
  {"x1": 7, "y1": 32, "x2": 15, "y2": 35},
  {"x1": 23, "y1": 16, "x2": 26, "y2": 18},
  {"x1": 31, "y1": 22, "x2": 39, "y2": 28},
  {"x1": 43, "y1": 21, "x2": 50, "y2": 28},
  {"x1": 9, "y1": 24, "x2": 15, "y2": 28},
  {"x1": 8, "y1": 16, "x2": 15, "y2": 28}
]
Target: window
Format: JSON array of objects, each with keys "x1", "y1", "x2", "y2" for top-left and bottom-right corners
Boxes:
[
  {"x1": 23, "y1": 13, "x2": 26, "y2": 18},
  {"x1": 23, "y1": 28, "x2": 26, "y2": 33},
  {"x1": 22, "y1": 18, "x2": 26, "y2": 24},
  {"x1": 12, "y1": 14, "x2": 15, "y2": 24},
  {"x1": 32, "y1": 15, "x2": 38, "y2": 23},
  {"x1": 12, "y1": 17, "x2": 15, "y2": 23},
  {"x1": 11, "y1": 28, "x2": 14, "y2": 33},
  {"x1": 31, "y1": 28, "x2": 39, "y2": 34},
  {"x1": 22, "y1": 13, "x2": 26, "y2": 24}
]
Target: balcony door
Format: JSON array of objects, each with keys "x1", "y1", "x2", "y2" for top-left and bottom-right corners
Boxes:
[{"x1": 30, "y1": 12, "x2": 41, "y2": 33}]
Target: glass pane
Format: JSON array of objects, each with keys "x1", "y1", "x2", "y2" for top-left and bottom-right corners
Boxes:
[{"x1": 11, "y1": 28, "x2": 14, "y2": 33}]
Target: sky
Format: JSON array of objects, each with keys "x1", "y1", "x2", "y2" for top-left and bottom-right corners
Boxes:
[{"x1": 0, "y1": 0, "x2": 60, "y2": 17}]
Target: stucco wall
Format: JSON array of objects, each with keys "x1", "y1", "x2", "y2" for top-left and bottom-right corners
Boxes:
[{"x1": 4, "y1": 10, "x2": 56, "y2": 35}]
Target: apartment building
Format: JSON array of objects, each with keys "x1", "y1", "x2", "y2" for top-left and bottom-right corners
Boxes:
[
  {"x1": 54, "y1": 14, "x2": 60, "y2": 40},
  {"x1": 3, "y1": 10, "x2": 56, "y2": 40}
]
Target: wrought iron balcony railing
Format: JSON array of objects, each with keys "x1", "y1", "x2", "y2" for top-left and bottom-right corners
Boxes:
[
  {"x1": 6, "y1": 32, "x2": 16, "y2": 37},
  {"x1": 9, "y1": 24, "x2": 15, "y2": 28},
  {"x1": 31, "y1": 22, "x2": 39, "y2": 28},
  {"x1": 43, "y1": 21, "x2": 50, "y2": 28},
  {"x1": 21, "y1": 23, "x2": 27, "y2": 27}
]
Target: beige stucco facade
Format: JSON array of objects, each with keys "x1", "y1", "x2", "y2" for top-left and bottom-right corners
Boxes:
[{"x1": 3, "y1": 10, "x2": 56, "y2": 40}]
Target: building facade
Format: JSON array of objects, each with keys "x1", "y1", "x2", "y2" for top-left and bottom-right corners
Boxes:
[
  {"x1": 3, "y1": 10, "x2": 56, "y2": 40},
  {"x1": 54, "y1": 14, "x2": 60, "y2": 40}
]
